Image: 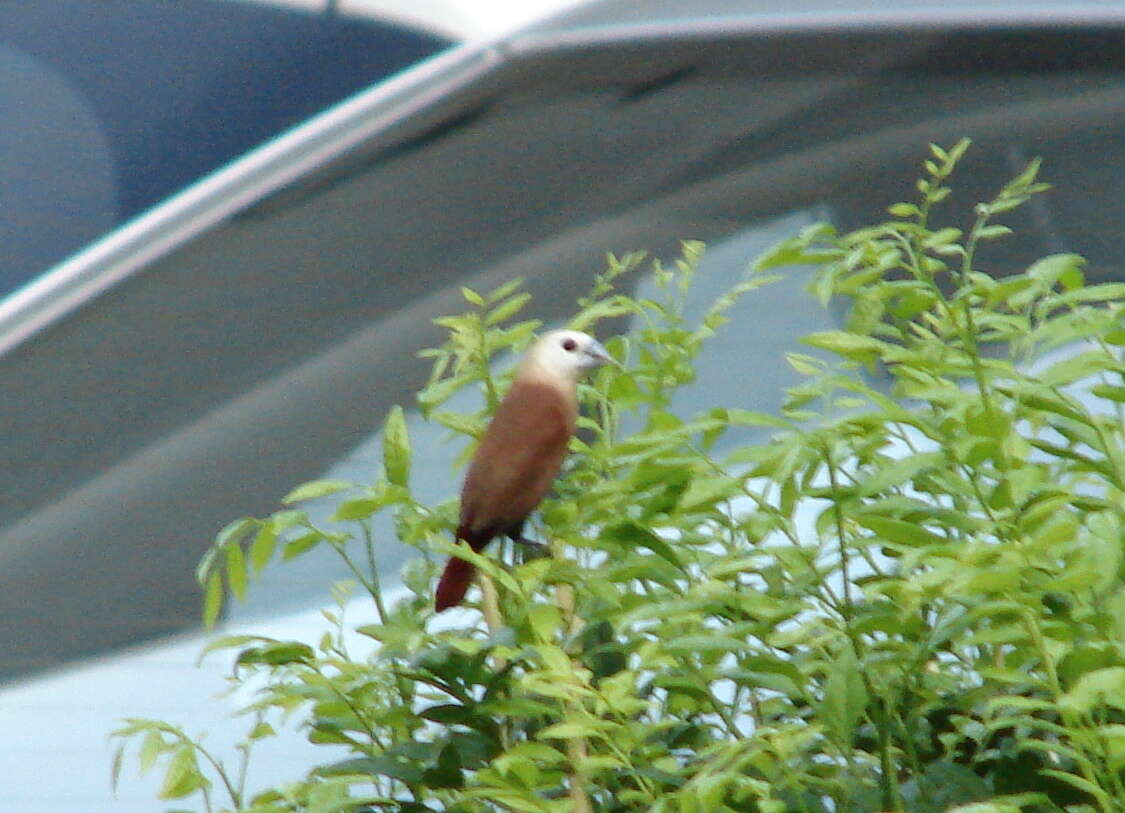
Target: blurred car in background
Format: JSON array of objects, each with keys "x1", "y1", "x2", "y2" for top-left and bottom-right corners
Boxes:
[
  {"x1": 1, "y1": 1, "x2": 1123, "y2": 810},
  {"x1": 0, "y1": 0, "x2": 1122, "y2": 684}
]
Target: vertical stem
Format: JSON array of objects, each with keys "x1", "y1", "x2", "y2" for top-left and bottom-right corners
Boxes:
[
  {"x1": 193, "y1": 740, "x2": 240, "y2": 809},
  {"x1": 362, "y1": 524, "x2": 388, "y2": 625},
  {"x1": 875, "y1": 698, "x2": 898, "y2": 812},
  {"x1": 553, "y1": 535, "x2": 593, "y2": 813},
  {"x1": 823, "y1": 442, "x2": 907, "y2": 808},
  {"x1": 1021, "y1": 608, "x2": 1112, "y2": 813},
  {"x1": 479, "y1": 573, "x2": 504, "y2": 638},
  {"x1": 958, "y1": 214, "x2": 999, "y2": 420},
  {"x1": 477, "y1": 314, "x2": 500, "y2": 412},
  {"x1": 566, "y1": 738, "x2": 593, "y2": 813},
  {"x1": 823, "y1": 443, "x2": 854, "y2": 623}
]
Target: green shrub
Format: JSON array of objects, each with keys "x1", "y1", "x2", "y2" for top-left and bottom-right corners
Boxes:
[{"x1": 114, "y1": 141, "x2": 1125, "y2": 812}]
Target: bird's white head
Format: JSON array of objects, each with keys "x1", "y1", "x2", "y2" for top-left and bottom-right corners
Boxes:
[{"x1": 522, "y1": 329, "x2": 614, "y2": 381}]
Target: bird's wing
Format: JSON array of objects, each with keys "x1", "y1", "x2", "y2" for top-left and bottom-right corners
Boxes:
[{"x1": 458, "y1": 378, "x2": 575, "y2": 545}]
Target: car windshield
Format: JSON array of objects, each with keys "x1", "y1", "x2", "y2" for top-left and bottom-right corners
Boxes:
[{"x1": 0, "y1": 0, "x2": 446, "y2": 294}]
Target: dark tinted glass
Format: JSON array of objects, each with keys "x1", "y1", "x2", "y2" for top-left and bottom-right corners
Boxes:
[{"x1": 0, "y1": 0, "x2": 445, "y2": 292}]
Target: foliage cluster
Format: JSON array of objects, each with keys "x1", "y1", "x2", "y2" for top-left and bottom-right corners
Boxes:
[{"x1": 115, "y1": 142, "x2": 1125, "y2": 812}]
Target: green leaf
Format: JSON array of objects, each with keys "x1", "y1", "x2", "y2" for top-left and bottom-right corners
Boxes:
[
  {"x1": 1053, "y1": 281, "x2": 1125, "y2": 305},
  {"x1": 417, "y1": 374, "x2": 468, "y2": 413},
  {"x1": 984, "y1": 695, "x2": 1056, "y2": 714},
  {"x1": 853, "y1": 452, "x2": 944, "y2": 497},
  {"x1": 907, "y1": 761, "x2": 990, "y2": 810},
  {"x1": 569, "y1": 297, "x2": 636, "y2": 330},
  {"x1": 678, "y1": 474, "x2": 740, "y2": 512},
  {"x1": 1091, "y1": 383, "x2": 1125, "y2": 403},
  {"x1": 486, "y1": 276, "x2": 525, "y2": 304},
  {"x1": 963, "y1": 566, "x2": 1020, "y2": 595},
  {"x1": 249, "y1": 523, "x2": 277, "y2": 574},
  {"x1": 138, "y1": 729, "x2": 165, "y2": 773},
  {"x1": 281, "y1": 479, "x2": 352, "y2": 504},
  {"x1": 460, "y1": 286, "x2": 484, "y2": 306},
  {"x1": 653, "y1": 674, "x2": 712, "y2": 701},
  {"x1": 158, "y1": 745, "x2": 206, "y2": 800},
  {"x1": 1037, "y1": 769, "x2": 1112, "y2": 807},
  {"x1": 334, "y1": 754, "x2": 425, "y2": 785},
  {"x1": 434, "y1": 410, "x2": 484, "y2": 437},
  {"x1": 282, "y1": 531, "x2": 323, "y2": 560},
  {"x1": 225, "y1": 539, "x2": 248, "y2": 602},
  {"x1": 1038, "y1": 350, "x2": 1120, "y2": 387},
  {"x1": 854, "y1": 515, "x2": 947, "y2": 548},
  {"x1": 498, "y1": 741, "x2": 563, "y2": 766},
  {"x1": 599, "y1": 521, "x2": 683, "y2": 569},
  {"x1": 802, "y1": 331, "x2": 888, "y2": 365},
  {"x1": 538, "y1": 720, "x2": 606, "y2": 740},
  {"x1": 1026, "y1": 253, "x2": 1086, "y2": 291},
  {"x1": 110, "y1": 743, "x2": 125, "y2": 795},
  {"x1": 664, "y1": 634, "x2": 746, "y2": 655},
  {"x1": 1101, "y1": 724, "x2": 1125, "y2": 769},
  {"x1": 946, "y1": 796, "x2": 1050, "y2": 813},
  {"x1": 418, "y1": 704, "x2": 476, "y2": 726},
  {"x1": 485, "y1": 292, "x2": 532, "y2": 326},
  {"x1": 999, "y1": 382, "x2": 1087, "y2": 424},
  {"x1": 976, "y1": 224, "x2": 1012, "y2": 240},
  {"x1": 725, "y1": 408, "x2": 792, "y2": 429},
  {"x1": 202, "y1": 570, "x2": 223, "y2": 628},
  {"x1": 527, "y1": 603, "x2": 561, "y2": 641},
  {"x1": 197, "y1": 634, "x2": 270, "y2": 661},
  {"x1": 1060, "y1": 667, "x2": 1125, "y2": 713},
  {"x1": 270, "y1": 509, "x2": 307, "y2": 531},
  {"x1": 726, "y1": 656, "x2": 806, "y2": 698},
  {"x1": 754, "y1": 227, "x2": 838, "y2": 272},
  {"x1": 237, "y1": 641, "x2": 314, "y2": 666},
  {"x1": 214, "y1": 516, "x2": 257, "y2": 549},
  {"x1": 194, "y1": 546, "x2": 218, "y2": 587},
  {"x1": 332, "y1": 497, "x2": 382, "y2": 521},
  {"x1": 820, "y1": 646, "x2": 868, "y2": 747},
  {"x1": 1027, "y1": 439, "x2": 1111, "y2": 478},
  {"x1": 331, "y1": 483, "x2": 408, "y2": 521},
  {"x1": 986, "y1": 275, "x2": 1035, "y2": 308},
  {"x1": 922, "y1": 227, "x2": 962, "y2": 248},
  {"x1": 786, "y1": 352, "x2": 825, "y2": 376},
  {"x1": 383, "y1": 406, "x2": 411, "y2": 487}
]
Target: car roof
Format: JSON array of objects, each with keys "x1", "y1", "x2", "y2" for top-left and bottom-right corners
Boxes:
[{"x1": 535, "y1": 0, "x2": 1125, "y2": 30}]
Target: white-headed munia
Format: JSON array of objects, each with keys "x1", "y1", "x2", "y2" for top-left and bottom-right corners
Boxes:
[{"x1": 434, "y1": 329, "x2": 612, "y2": 611}]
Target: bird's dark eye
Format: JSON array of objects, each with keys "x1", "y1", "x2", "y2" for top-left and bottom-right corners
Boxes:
[{"x1": 561, "y1": 337, "x2": 578, "y2": 352}]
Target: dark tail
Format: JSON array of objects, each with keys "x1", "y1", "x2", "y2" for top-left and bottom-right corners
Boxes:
[{"x1": 435, "y1": 556, "x2": 475, "y2": 611}]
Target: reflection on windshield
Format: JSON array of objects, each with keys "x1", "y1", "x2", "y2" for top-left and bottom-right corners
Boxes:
[
  {"x1": 0, "y1": 0, "x2": 445, "y2": 295},
  {"x1": 228, "y1": 207, "x2": 836, "y2": 619},
  {"x1": 0, "y1": 45, "x2": 116, "y2": 293}
]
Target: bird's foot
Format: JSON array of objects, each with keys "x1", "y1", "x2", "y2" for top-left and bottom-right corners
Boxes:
[{"x1": 513, "y1": 537, "x2": 550, "y2": 561}]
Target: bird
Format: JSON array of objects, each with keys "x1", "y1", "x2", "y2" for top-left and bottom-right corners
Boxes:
[{"x1": 434, "y1": 329, "x2": 613, "y2": 612}]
